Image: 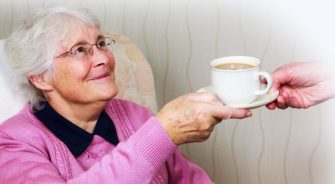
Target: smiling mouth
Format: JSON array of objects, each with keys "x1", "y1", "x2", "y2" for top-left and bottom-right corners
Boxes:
[{"x1": 89, "y1": 72, "x2": 110, "y2": 80}]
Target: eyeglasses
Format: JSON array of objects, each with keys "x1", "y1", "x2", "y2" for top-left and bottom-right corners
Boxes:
[{"x1": 56, "y1": 36, "x2": 115, "y2": 59}]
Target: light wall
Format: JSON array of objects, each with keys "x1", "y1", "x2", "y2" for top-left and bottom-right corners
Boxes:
[{"x1": 1, "y1": 0, "x2": 335, "y2": 184}]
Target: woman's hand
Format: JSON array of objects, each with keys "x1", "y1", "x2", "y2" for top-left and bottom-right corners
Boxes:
[
  {"x1": 156, "y1": 92, "x2": 252, "y2": 145},
  {"x1": 266, "y1": 62, "x2": 335, "y2": 110}
]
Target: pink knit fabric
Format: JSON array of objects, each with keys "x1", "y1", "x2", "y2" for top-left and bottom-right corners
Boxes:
[{"x1": 0, "y1": 99, "x2": 213, "y2": 184}]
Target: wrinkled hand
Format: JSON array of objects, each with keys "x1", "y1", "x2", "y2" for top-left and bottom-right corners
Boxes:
[
  {"x1": 266, "y1": 62, "x2": 335, "y2": 110},
  {"x1": 156, "y1": 92, "x2": 252, "y2": 145}
]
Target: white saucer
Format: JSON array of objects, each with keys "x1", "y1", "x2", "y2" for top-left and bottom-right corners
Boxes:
[{"x1": 197, "y1": 86, "x2": 279, "y2": 109}]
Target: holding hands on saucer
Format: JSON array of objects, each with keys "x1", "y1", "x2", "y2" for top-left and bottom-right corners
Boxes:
[
  {"x1": 266, "y1": 62, "x2": 335, "y2": 109},
  {"x1": 156, "y1": 92, "x2": 252, "y2": 145}
]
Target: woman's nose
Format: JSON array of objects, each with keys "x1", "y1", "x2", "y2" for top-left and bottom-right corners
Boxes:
[{"x1": 90, "y1": 46, "x2": 109, "y2": 66}]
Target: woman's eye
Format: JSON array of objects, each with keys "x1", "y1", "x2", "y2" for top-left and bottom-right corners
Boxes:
[
  {"x1": 74, "y1": 46, "x2": 87, "y2": 55},
  {"x1": 97, "y1": 40, "x2": 106, "y2": 48}
]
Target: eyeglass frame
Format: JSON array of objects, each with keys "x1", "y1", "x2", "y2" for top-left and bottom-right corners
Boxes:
[{"x1": 55, "y1": 36, "x2": 116, "y2": 59}]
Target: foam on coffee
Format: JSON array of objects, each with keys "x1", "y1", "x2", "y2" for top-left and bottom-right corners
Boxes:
[{"x1": 214, "y1": 62, "x2": 255, "y2": 70}]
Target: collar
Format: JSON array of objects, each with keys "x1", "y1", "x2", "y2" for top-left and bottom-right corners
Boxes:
[{"x1": 34, "y1": 103, "x2": 119, "y2": 157}]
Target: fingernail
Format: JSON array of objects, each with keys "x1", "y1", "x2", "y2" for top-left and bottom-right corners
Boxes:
[{"x1": 247, "y1": 111, "x2": 252, "y2": 117}]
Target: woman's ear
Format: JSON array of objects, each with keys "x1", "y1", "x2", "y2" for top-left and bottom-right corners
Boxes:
[{"x1": 28, "y1": 73, "x2": 53, "y2": 91}]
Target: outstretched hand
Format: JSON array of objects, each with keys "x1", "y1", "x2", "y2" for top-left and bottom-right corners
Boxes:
[
  {"x1": 156, "y1": 92, "x2": 252, "y2": 145},
  {"x1": 266, "y1": 62, "x2": 335, "y2": 110}
]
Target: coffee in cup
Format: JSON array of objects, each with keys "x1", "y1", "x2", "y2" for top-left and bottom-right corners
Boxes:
[
  {"x1": 214, "y1": 62, "x2": 255, "y2": 70},
  {"x1": 210, "y1": 56, "x2": 272, "y2": 106}
]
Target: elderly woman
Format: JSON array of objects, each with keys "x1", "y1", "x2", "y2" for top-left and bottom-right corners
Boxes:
[{"x1": 0, "y1": 7, "x2": 251, "y2": 183}]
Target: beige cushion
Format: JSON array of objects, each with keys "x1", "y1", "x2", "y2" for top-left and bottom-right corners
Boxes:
[
  {"x1": 0, "y1": 34, "x2": 157, "y2": 122},
  {"x1": 108, "y1": 33, "x2": 158, "y2": 112}
]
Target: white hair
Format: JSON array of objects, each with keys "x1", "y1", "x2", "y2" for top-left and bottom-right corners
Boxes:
[{"x1": 5, "y1": 6, "x2": 101, "y2": 110}]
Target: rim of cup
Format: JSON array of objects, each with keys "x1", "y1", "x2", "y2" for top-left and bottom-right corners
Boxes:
[{"x1": 210, "y1": 56, "x2": 260, "y2": 72}]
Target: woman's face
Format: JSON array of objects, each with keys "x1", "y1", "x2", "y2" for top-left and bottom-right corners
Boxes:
[{"x1": 48, "y1": 24, "x2": 118, "y2": 105}]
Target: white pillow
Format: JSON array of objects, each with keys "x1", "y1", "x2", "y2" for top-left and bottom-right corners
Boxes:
[{"x1": 0, "y1": 39, "x2": 26, "y2": 123}]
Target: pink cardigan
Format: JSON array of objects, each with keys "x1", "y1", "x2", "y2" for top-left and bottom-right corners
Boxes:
[{"x1": 0, "y1": 99, "x2": 213, "y2": 184}]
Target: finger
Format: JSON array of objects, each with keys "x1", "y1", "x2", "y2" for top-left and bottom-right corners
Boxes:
[
  {"x1": 269, "y1": 67, "x2": 292, "y2": 93},
  {"x1": 269, "y1": 85, "x2": 278, "y2": 93},
  {"x1": 279, "y1": 86, "x2": 306, "y2": 108},
  {"x1": 271, "y1": 66, "x2": 292, "y2": 85},
  {"x1": 229, "y1": 108, "x2": 253, "y2": 119},
  {"x1": 260, "y1": 77, "x2": 268, "y2": 84},
  {"x1": 212, "y1": 105, "x2": 252, "y2": 120},
  {"x1": 200, "y1": 118, "x2": 218, "y2": 132},
  {"x1": 266, "y1": 102, "x2": 277, "y2": 110},
  {"x1": 183, "y1": 119, "x2": 217, "y2": 142},
  {"x1": 276, "y1": 102, "x2": 288, "y2": 110},
  {"x1": 197, "y1": 101, "x2": 251, "y2": 120},
  {"x1": 275, "y1": 95, "x2": 288, "y2": 109},
  {"x1": 276, "y1": 87, "x2": 290, "y2": 104},
  {"x1": 280, "y1": 85, "x2": 292, "y2": 98},
  {"x1": 287, "y1": 93, "x2": 306, "y2": 109}
]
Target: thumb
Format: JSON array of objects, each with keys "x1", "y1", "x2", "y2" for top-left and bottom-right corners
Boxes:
[
  {"x1": 212, "y1": 105, "x2": 252, "y2": 120},
  {"x1": 229, "y1": 107, "x2": 252, "y2": 119},
  {"x1": 269, "y1": 67, "x2": 292, "y2": 93}
]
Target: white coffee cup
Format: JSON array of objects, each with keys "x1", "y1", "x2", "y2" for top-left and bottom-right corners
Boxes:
[{"x1": 210, "y1": 56, "x2": 272, "y2": 106}]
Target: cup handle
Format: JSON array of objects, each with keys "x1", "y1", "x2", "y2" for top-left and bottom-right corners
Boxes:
[{"x1": 254, "y1": 71, "x2": 273, "y2": 95}]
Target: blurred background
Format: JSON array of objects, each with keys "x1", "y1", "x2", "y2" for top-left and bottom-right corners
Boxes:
[{"x1": 1, "y1": 0, "x2": 335, "y2": 183}]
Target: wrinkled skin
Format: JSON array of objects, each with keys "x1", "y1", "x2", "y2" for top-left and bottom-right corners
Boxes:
[{"x1": 156, "y1": 92, "x2": 252, "y2": 145}]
